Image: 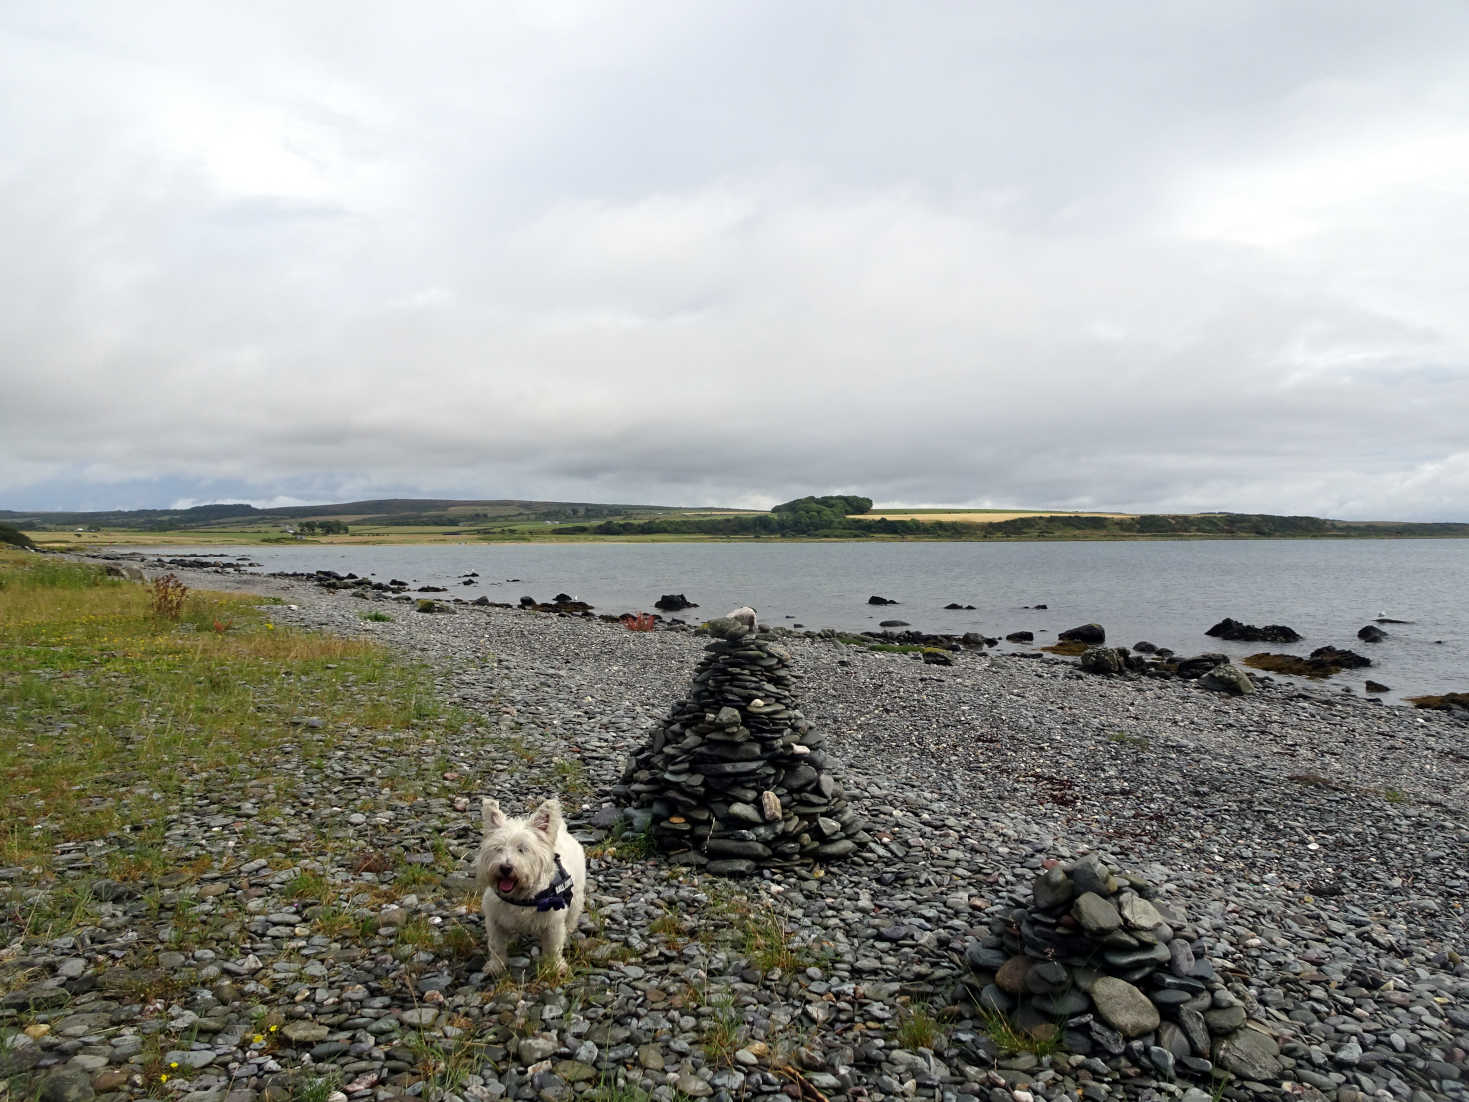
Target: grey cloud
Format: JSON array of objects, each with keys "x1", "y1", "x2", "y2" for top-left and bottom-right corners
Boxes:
[{"x1": 2, "y1": 2, "x2": 1468, "y2": 520}]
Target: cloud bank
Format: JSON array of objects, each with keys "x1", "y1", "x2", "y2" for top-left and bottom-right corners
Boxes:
[{"x1": 3, "y1": 1, "x2": 1468, "y2": 518}]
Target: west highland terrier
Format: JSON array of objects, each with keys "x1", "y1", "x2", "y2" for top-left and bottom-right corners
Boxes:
[{"x1": 474, "y1": 796, "x2": 587, "y2": 978}]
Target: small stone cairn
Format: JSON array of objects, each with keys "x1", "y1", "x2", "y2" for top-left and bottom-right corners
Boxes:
[
  {"x1": 964, "y1": 853, "x2": 1281, "y2": 1083},
  {"x1": 613, "y1": 617, "x2": 868, "y2": 875}
]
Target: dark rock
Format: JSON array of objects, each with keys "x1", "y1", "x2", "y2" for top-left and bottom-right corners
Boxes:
[
  {"x1": 1006, "y1": 631, "x2": 1034, "y2": 643},
  {"x1": 1364, "y1": 680, "x2": 1391, "y2": 694},
  {"x1": 654, "y1": 594, "x2": 697, "y2": 611},
  {"x1": 1356, "y1": 624, "x2": 1387, "y2": 643},
  {"x1": 878, "y1": 620, "x2": 910, "y2": 628},
  {"x1": 39, "y1": 1069, "x2": 95, "y2": 1102},
  {"x1": 867, "y1": 595, "x2": 898, "y2": 605},
  {"x1": 1131, "y1": 641, "x2": 1157, "y2": 653},
  {"x1": 1205, "y1": 617, "x2": 1301, "y2": 643},
  {"x1": 1173, "y1": 653, "x2": 1230, "y2": 679},
  {"x1": 1309, "y1": 645, "x2": 1371, "y2": 669},
  {"x1": 1059, "y1": 623, "x2": 1105, "y2": 645}
]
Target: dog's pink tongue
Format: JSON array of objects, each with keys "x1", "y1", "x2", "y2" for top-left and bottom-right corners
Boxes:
[{"x1": 498, "y1": 877, "x2": 516, "y2": 894}]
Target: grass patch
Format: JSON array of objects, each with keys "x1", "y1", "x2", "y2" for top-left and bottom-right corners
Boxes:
[
  {"x1": 977, "y1": 1007, "x2": 1061, "y2": 1057},
  {"x1": 588, "y1": 819, "x2": 655, "y2": 862},
  {"x1": 360, "y1": 610, "x2": 394, "y2": 622},
  {"x1": 895, "y1": 1000, "x2": 941, "y2": 1050},
  {"x1": 0, "y1": 552, "x2": 453, "y2": 881},
  {"x1": 704, "y1": 886, "x2": 810, "y2": 973},
  {"x1": 1106, "y1": 731, "x2": 1151, "y2": 749},
  {"x1": 701, "y1": 989, "x2": 745, "y2": 1065}
]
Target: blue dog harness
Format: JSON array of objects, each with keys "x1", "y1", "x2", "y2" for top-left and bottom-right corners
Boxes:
[{"x1": 502, "y1": 854, "x2": 575, "y2": 912}]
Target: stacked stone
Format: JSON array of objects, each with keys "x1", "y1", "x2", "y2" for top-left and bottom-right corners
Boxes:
[
  {"x1": 614, "y1": 619, "x2": 867, "y2": 875},
  {"x1": 964, "y1": 854, "x2": 1282, "y2": 1083}
]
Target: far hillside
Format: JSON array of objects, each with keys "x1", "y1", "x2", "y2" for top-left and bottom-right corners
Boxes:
[{"x1": 8, "y1": 495, "x2": 1469, "y2": 547}]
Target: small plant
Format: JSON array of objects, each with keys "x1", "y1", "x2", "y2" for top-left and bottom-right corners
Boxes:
[
  {"x1": 701, "y1": 990, "x2": 744, "y2": 1065},
  {"x1": 977, "y1": 1006, "x2": 1060, "y2": 1057},
  {"x1": 361, "y1": 610, "x2": 394, "y2": 622},
  {"x1": 895, "y1": 1000, "x2": 940, "y2": 1050},
  {"x1": 212, "y1": 618, "x2": 233, "y2": 633},
  {"x1": 296, "y1": 1068, "x2": 343, "y2": 1102},
  {"x1": 149, "y1": 573, "x2": 188, "y2": 619},
  {"x1": 621, "y1": 612, "x2": 657, "y2": 632},
  {"x1": 553, "y1": 756, "x2": 592, "y2": 796},
  {"x1": 1106, "y1": 731, "x2": 1151, "y2": 749},
  {"x1": 1382, "y1": 787, "x2": 1406, "y2": 804},
  {"x1": 590, "y1": 819, "x2": 655, "y2": 861}
]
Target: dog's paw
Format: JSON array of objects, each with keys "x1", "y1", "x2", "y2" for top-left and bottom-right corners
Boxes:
[{"x1": 484, "y1": 953, "x2": 507, "y2": 977}]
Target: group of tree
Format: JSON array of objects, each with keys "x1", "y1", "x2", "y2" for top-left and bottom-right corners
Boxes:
[{"x1": 296, "y1": 520, "x2": 350, "y2": 536}]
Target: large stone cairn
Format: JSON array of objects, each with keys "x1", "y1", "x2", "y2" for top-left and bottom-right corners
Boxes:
[
  {"x1": 614, "y1": 618, "x2": 867, "y2": 875},
  {"x1": 964, "y1": 853, "x2": 1282, "y2": 1083}
]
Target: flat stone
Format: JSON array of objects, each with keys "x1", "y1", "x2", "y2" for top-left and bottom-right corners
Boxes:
[
  {"x1": 280, "y1": 1021, "x2": 330, "y2": 1044},
  {"x1": 1072, "y1": 892, "x2": 1122, "y2": 935},
  {"x1": 1090, "y1": 977, "x2": 1160, "y2": 1038},
  {"x1": 1212, "y1": 1026, "x2": 1282, "y2": 1080}
]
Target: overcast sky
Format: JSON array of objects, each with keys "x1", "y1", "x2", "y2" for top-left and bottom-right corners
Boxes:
[{"x1": 4, "y1": 2, "x2": 1468, "y2": 519}]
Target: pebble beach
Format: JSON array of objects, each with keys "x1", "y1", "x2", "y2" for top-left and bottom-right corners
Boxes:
[{"x1": 3, "y1": 562, "x2": 1467, "y2": 1102}]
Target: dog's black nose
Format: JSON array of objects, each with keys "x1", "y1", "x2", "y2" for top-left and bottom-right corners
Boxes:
[{"x1": 498, "y1": 864, "x2": 513, "y2": 877}]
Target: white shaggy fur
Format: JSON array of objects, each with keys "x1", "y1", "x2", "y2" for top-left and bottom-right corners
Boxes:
[
  {"x1": 474, "y1": 796, "x2": 587, "y2": 978},
  {"x1": 727, "y1": 605, "x2": 758, "y2": 631}
]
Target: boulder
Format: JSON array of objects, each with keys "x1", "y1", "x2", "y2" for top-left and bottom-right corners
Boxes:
[
  {"x1": 1199, "y1": 663, "x2": 1254, "y2": 695},
  {"x1": 1059, "y1": 623, "x2": 1105, "y2": 645},
  {"x1": 1079, "y1": 646, "x2": 1127, "y2": 675},
  {"x1": 1173, "y1": 653, "x2": 1229, "y2": 679},
  {"x1": 1006, "y1": 631, "x2": 1034, "y2": 643},
  {"x1": 867, "y1": 595, "x2": 897, "y2": 605},
  {"x1": 1308, "y1": 645, "x2": 1371, "y2": 670},
  {"x1": 1356, "y1": 624, "x2": 1387, "y2": 643},
  {"x1": 654, "y1": 593, "x2": 698, "y2": 611},
  {"x1": 1205, "y1": 617, "x2": 1301, "y2": 643},
  {"x1": 1364, "y1": 680, "x2": 1391, "y2": 694}
]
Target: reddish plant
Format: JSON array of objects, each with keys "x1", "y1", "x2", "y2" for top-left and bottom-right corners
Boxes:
[
  {"x1": 212, "y1": 619, "x2": 233, "y2": 633},
  {"x1": 621, "y1": 612, "x2": 657, "y2": 632},
  {"x1": 149, "y1": 573, "x2": 188, "y2": 620}
]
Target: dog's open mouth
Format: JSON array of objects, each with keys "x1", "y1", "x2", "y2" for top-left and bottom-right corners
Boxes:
[{"x1": 495, "y1": 875, "x2": 518, "y2": 898}]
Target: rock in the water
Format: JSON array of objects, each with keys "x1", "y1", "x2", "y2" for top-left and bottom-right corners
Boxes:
[
  {"x1": 1205, "y1": 617, "x2": 1301, "y2": 643},
  {"x1": 1060, "y1": 623, "x2": 1106, "y2": 645}
]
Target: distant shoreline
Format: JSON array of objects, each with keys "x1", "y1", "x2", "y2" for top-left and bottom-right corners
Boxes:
[{"x1": 34, "y1": 529, "x2": 1469, "y2": 551}]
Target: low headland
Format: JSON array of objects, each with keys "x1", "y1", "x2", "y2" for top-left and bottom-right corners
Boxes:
[
  {"x1": 7, "y1": 495, "x2": 1469, "y2": 549},
  {"x1": 2, "y1": 552, "x2": 1466, "y2": 1102}
]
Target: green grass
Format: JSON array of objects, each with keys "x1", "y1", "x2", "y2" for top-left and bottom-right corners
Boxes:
[
  {"x1": 360, "y1": 610, "x2": 394, "y2": 622},
  {"x1": 701, "y1": 989, "x2": 745, "y2": 1065},
  {"x1": 0, "y1": 552, "x2": 457, "y2": 888},
  {"x1": 895, "y1": 1000, "x2": 941, "y2": 1050},
  {"x1": 977, "y1": 1007, "x2": 1061, "y2": 1057}
]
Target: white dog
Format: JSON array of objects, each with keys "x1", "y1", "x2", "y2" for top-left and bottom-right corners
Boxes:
[{"x1": 475, "y1": 796, "x2": 587, "y2": 977}]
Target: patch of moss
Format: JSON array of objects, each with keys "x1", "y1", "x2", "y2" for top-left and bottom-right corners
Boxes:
[
  {"x1": 1404, "y1": 692, "x2": 1469, "y2": 711},
  {"x1": 1040, "y1": 640, "x2": 1088, "y2": 657}
]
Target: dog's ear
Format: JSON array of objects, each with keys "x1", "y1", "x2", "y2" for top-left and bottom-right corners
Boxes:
[
  {"x1": 529, "y1": 797, "x2": 562, "y2": 839},
  {"x1": 482, "y1": 798, "x2": 506, "y2": 833}
]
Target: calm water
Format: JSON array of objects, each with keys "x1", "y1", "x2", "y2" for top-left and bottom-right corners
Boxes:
[{"x1": 144, "y1": 539, "x2": 1468, "y2": 704}]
